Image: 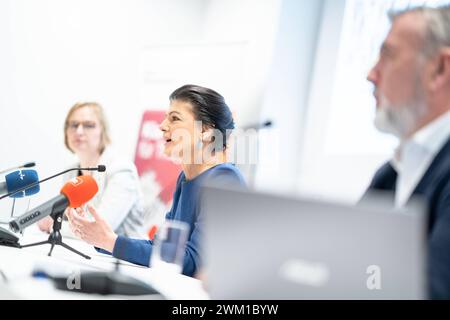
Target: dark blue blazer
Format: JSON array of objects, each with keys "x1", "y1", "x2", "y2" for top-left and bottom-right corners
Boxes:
[
  {"x1": 110, "y1": 163, "x2": 246, "y2": 277},
  {"x1": 367, "y1": 138, "x2": 450, "y2": 299}
]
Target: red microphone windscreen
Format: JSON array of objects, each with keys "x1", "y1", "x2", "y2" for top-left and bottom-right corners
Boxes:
[{"x1": 60, "y1": 175, "x2": 99, "y2": 208}]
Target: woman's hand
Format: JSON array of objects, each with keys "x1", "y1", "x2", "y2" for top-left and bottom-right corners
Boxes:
[
  {"x1": 66, "y1": 204, "x2": 118, "y2": 253},
  {"x1": 37, "y1": 216, "x2": 53, "y2": 233}
]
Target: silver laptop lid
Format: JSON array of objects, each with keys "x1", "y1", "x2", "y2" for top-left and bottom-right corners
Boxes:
[{"x1": 203, "y1": 186, "x2": 427, "y2": 299}]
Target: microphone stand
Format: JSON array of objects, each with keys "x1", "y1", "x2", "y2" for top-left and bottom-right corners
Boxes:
[
  {"x1": 0, "y1": 165, "x2": 106, "y2": 253},
  {"x1": 21, "y1": 210, "x2": 91, "y2": 259},
  {"x1": 10, "y1": 198, "x2": 16, "y2": 219}
]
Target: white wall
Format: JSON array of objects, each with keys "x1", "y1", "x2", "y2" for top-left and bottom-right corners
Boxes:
[
  {"x1": 255, "y1": 0, "x2": 325, "y2": 194},
  {"x1": 202, "y1": 0, "x2": 282, "y2": 125},
  {"x1": 136, "y1": 0, "x2": 282, "y2": 125}
]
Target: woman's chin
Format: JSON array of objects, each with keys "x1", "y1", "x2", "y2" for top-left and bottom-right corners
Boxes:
[
  {"x1": 163, "y1": 146, "x2": 172, "y2": 157},
  {"x1": 163, "y1": 149, "x2": 186, "y2": 165},
  {"x1": 71, "y1": 147, "x2": 83, "y2": 155},
  {"x1": 71, "y1": 146, "x2": 97, "y2": 156},
  {"x1": 166, "y1": 153, "x2": 183, "y2": 165}
]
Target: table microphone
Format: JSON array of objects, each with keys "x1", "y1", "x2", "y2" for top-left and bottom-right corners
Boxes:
[
  {"x1": 241, "y1": 120, "x2": 273, "y2": 131},
  {"x1": 0, "y1": 165, "x2": 106, "y2": 201},
  {"x1": 9, "y1": 175, "x2": 98, "y2": 233},
  {"x1": 0, "y1": 170, "x2": 40, "y2": 197}
]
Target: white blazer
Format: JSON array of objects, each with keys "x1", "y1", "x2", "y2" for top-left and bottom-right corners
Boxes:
[{"x1": 63, "y1": 147, "x2": 146, "y2": 239}]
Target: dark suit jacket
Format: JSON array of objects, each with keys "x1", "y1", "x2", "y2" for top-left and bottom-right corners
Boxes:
[{"x1": 367, "y1": 138, "x2": 450, "y2": 299}]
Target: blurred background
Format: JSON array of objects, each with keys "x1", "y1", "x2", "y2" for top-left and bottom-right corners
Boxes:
[{"x1": 1, "y1": 0, "x2": 448, "y2": 222}]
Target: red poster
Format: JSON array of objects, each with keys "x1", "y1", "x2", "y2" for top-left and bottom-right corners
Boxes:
[{"x1": 134, "y1": 111, "x2": 181, "y2": 205}]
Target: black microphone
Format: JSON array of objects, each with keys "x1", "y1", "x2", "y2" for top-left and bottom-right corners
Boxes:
[
  {"x1": 0, "y1": 165, "x2": 106, "y2": 201},
  {"x1": 23, "y1": 162, "x2": 36, "y2": 168},
  {"x1": 0, "y1": 162, "x2": 36, "y2": 175},
  {"x1": 241, "y1": 120, "x2": 273, "y2": 131}
]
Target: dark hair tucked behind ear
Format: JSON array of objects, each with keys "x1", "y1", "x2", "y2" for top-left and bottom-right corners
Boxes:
[{"x1": 170, "y1": 84, "x2": 235, "y2": 150}]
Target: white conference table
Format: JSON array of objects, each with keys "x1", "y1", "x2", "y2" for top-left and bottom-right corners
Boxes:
[{"x1": 0, "y1": 224, "x2": 209, "y2": 300}]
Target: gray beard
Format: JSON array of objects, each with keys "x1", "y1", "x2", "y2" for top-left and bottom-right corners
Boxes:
[{"x1": 374, "y1": 94, "x2": 426, "y2": 140}]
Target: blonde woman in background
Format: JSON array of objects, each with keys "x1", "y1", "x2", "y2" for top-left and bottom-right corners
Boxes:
[{"x1": 38, "y1": 102, "x2": 146, "y2": 238}]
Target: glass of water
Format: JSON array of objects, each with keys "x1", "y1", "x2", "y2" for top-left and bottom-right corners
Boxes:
[{"x1": 149, "y1": 220, "x2": 190, "y2": 274}]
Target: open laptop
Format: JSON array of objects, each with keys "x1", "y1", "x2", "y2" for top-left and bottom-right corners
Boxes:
[{"x1": 202, "y1": 186, "x2": 427, "y2": 299}]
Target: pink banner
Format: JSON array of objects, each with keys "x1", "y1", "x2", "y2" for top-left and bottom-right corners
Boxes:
[{"x1": 134, "y1": 111, "x2": 180, "y2": 205}]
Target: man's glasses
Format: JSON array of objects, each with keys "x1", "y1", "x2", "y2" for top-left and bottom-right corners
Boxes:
[{"x1": 67, "y1": 121, "x2": 97, "y2": 131}]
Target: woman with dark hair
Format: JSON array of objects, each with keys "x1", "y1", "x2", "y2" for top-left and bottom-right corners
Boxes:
[{"x1": 66, "y1": 85, "x2": 246, "y2": 277}]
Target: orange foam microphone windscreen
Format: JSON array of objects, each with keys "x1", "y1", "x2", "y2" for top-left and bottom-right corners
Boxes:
[{"x1": 60, "y1": 175, "x2": 99, "y2": 208}]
